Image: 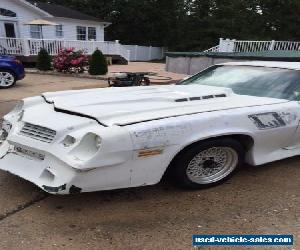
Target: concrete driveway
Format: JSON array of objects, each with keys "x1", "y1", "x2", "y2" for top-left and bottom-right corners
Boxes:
[{"x1": 0, "y1": 74, "x2": 299, "y2": 250}]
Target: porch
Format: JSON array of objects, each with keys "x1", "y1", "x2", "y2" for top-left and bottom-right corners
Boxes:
[
  {"x1": 0, "y1": 37, "x2": 165, "y2": 64},
  {"x1": 0, "y1": 37, "x2": 131, "y2": 63}
]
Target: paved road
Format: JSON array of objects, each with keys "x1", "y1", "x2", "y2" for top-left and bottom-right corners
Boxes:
[{"x1": 0, "y1": 74, "x2": 299, "y2": 250}]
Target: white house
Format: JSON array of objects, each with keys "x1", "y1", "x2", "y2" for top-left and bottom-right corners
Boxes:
[
  {"x1": 0, "y1": 0, "x2": 132, "y2": 62},
  {"x1": 0, "y1": 0, "x2": 110, "y2": 41},
  {"x1": 0, "y1": 0, "x2": 164, "y2": 62}
]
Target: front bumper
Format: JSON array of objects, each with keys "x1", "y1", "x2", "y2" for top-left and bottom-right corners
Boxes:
[
  {"x1": 0, "y1": 141, "x2": 78, "y2": 194},
  {"x1": 0, "y1": 136, "x2": 138, "y2": 194},
  {"x1": 15, "y1": 64, "x2": 25, "y2": 81},
  {"x1": 17, "y1": 71, "x2": 25, "y2": 81}
]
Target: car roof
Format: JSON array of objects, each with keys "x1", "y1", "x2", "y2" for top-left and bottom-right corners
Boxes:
[{"x1": 219, "y1": 61, "x2": 300, "y2": 70}]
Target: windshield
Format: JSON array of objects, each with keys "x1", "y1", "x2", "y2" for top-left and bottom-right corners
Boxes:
[{"x1": 180, "y1": 65, "x2": 300, "y2": 100}]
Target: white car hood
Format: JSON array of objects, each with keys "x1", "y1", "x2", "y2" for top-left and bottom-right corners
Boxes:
[{"x1": 42, "y1": 85, "x2": 287, "y2": 126}]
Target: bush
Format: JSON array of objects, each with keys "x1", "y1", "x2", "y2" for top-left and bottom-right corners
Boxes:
[
  {"x1": 53, "y1": 48, "x2": 88, "y2": 74},
  {"x1": 37, "y1": 48, "x2": 51, "y2": 71},
  {"x1": 89, "y1": 49, "x2": 108, "y2": 75}
]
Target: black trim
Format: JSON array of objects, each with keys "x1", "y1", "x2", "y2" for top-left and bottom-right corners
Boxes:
[
  {"x1": 189, "y1": 97, "x2": 201, "y2": 101},
  {"x1": 69, "y1": 185, "x2": 82, "y2": 194},
  {"x1": 175, "y1": 98, "x2": 188, "y2": 102},
  {"x1": 202, "y1": 95, "x2": 214, "y2": 100},
  {"x1": 42, "y1": 184, "x2": 66, "y2": 193},
  {"x1": 215, "y1": 94, "x2": 227, "y2": 98},
  {"x1": 42, "y1": 95, "x2": 107, "y2": 127},
  {"x1": 54, "y1": 107, "x2": 108, "y2": 127}
]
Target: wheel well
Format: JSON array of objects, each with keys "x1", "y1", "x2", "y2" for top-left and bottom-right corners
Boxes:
[
  {"x1": 164, "y1": 134, "x2": 254, "y2": 177},
  {"x1": 0, "y1": 68, "x2": 16, "y2": 76}
]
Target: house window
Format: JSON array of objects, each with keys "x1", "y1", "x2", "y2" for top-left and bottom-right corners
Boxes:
[
  {"x1": 88, "y1": 27, "x2": 97, "y2": 40},
  {"x1": 0, "y1": 8, "x2": 17, "y2": 17},
  {"x1": 76, "y1": 26, "x2": 86, "y2": 40},
  {"x1": 30, "y1": 25, "x2": 42, "y2": 39},
  {"x1": 56, "y1": 25, "x2": 63, "y2": 38}
]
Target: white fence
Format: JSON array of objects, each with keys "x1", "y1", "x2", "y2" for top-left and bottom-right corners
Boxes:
[
  {"x1": 124, "y1": 45, "x2": 165, "y2": 61},
  {"x1": 204, "y1": 38, "x2": 300, "y2": 53},
  {"x1": 0, "y1": 37, "x2": 130, "y2": 61},
  {"x1": 0, "y1": 37, "x2": 165, "y2": 62},
  {"x1": 204, "y1": 45, "x2": 220, "y2": 53}
]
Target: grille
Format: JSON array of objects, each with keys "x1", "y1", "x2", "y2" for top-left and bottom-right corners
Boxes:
[{"x1": 20, "y1": 123, "x2": 56, "y2": 143}]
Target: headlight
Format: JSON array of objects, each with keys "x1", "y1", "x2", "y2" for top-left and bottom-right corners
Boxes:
[
  {"x1": 69, "y1": 134, "x2": 102, "y2": 162},
  {"x1": 0, "y1": 119, "x2": 12, "y2": 143}
]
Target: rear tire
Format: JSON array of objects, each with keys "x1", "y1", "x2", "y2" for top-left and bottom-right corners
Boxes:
[
  {"x1": 0, "y1": 70, "x2": 16, "y2": 89},
  {"x1": 170, "y1": 138, "x2": 245, "y2": 189}
]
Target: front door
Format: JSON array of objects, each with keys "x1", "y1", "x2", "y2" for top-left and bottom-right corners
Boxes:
[
  {"x1": 4, "y1": 22, "x2": 16, "y2": 38},
  {"x1": 0, "y1": 22, "x2": 19, "y2": 54}
]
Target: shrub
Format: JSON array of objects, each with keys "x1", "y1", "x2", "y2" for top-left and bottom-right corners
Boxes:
[
  {"x1": 37, "y1": 48, "x2": 51, "y2": 71},
  {"x1": 53, "y1": 48, "x2": 88, "y2": 74},
  {"x1": 89, "y1": 49, "x2": 108, "y2": 75}
]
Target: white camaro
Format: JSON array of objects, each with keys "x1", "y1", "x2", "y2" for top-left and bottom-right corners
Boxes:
[{"x1": 1, "y1": 61, "x2": 300, "y2": 194}]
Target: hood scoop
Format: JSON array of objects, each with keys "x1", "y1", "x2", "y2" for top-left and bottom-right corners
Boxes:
[{"x1": 175, "y1": 94, "x2": 227, "y2": 103}]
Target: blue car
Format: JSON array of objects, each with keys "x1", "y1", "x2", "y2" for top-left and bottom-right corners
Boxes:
[{"x1": 0, "y1": 55, "x2": 25, "y2": 89}]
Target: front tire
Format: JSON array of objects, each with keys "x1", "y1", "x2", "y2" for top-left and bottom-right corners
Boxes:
[
  {"x1": 171, "y1": 138, "x2": 245, "y2": 189},
  {"x1": 0, "y1": 70, "x2": 16, "y2": 89}
]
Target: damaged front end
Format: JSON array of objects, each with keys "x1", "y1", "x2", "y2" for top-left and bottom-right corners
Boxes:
[
  {"x1": 0, "y1": 99, "x2": 89, "y2": 194},
  {"x1": 0, "y1": 112, "x2": 80, "y2": 194},
  {"x1": 0, "y1": 97, "x2": 134, "y2": 195}
]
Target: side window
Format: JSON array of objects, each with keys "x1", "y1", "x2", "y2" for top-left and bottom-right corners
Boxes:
[
  {"x1": 76, "y1": 26, "x2": 86, "y2": 40},
  {"x1": 56, "y1": 25, "x2": 63, "y2": 38},
  {"x1": 88, "y1": 27, "x2": 96, "y2": 40},
  {"x1": 30, "y1": 25, "x2": 42, "y2": 39}
]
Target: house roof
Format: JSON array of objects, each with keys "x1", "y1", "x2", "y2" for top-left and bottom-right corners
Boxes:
[{"x1": 26, "y1": 1, "x2": 107, "y2": 23}]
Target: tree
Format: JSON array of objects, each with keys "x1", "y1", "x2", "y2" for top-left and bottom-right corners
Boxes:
[
  {"x1": 257, "y1": 0, "x2": 300, "y2": 40},
  {"x1": 35, "y1": 0, "x2": 300, "y2": 51},
  {"x1": 37, "y1": 48, "x2": 52, "y2": 71},
  {"x1": 89, "y1": 49, "x2": 108, "y2": 75}
]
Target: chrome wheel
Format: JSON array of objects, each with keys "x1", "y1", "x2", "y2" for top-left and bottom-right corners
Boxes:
[
  {"x1": 0, "y1": 71, "x2": 15, "y2": 87},
  {"x1": 186, "y1": 147, "x2": 238, "y2": 184}
]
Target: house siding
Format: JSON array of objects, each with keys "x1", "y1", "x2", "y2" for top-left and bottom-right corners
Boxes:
[
  {"x1": 0, "y1": 0, "x2": 43, "y2": 38},
  {"x1": 0, "y1": 0, "x2": 105, "y2": 41},
  {"x1": 45, "y1": 18, "x2": 105, "y2": 41}
]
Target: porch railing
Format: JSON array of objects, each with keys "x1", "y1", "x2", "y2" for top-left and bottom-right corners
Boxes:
[
  {"x1": 0, "y1": 38, "x2": 25, "y2": 55},
  {"x1": 0, "y1": 37, "x2": 131, "y2": 61},
  {"x1": 203, "y1": 45, "x2": 220, "y2": 53},
  {"x1": 204, "y1": 38, "x2": 300, "y2": 53}
]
